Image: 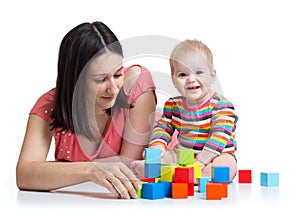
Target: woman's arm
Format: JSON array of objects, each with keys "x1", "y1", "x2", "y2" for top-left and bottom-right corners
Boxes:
[
  {"x1": 120, "y1": 90, "x2": 156, "y2": 164},
  {"x1": 16, "y1": 115, "x2": 93, "y2": 190},
  {"x1": 120, "y1": 65, "x2": 156, "y2": 165},
  {"x1": 16, "y1": 115, "x2": 140, "y2": 199}
]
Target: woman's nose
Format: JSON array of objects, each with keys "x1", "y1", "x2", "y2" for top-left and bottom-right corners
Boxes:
[{"x1": 106, "y1": 78, "x2": 118, "y2": 94}]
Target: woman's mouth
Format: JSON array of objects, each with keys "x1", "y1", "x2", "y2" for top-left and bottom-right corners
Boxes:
[{"x1": 102, "y1": 96, "x2": 115, "y2": 101}]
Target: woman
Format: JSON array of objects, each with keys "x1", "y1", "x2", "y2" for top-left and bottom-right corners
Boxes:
[{"x1": 16, "y1": 21, "x2": 157, "y2": 199}]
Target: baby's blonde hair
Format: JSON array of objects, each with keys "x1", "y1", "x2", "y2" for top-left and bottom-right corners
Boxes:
[{"x1": 169, "y1": 39, "x2": 214, "y2": 75}]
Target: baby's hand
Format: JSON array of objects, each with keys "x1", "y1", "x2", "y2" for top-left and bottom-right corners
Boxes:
[
  {"x1": 195, "y1": 153, "x2": 206, "y2": 169},
  {"x1": 153, "y1": 145, "x2": 166, "y2": 157}
]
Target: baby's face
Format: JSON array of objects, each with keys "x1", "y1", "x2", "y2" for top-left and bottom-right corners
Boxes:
[{"x1": 172, "y1": 51, "x2": 215, "y2": 107}]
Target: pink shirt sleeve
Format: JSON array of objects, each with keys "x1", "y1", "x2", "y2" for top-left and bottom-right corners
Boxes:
[
  {"x1": 30, "y1": 88, "x2": 55, "y2": 124},
  {"x1": 123, "y1": 64, "x2": 157, "y2": 104}
]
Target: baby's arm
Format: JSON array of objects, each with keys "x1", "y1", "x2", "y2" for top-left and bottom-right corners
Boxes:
[
  {"x1": 197, "y1": 99, "x2": 238, "y2": 167},
  {"x1": 148, "y1": 98, "x2": 176, "y2": 157},
  {"x1": 195, "y1": 150, "x2": 218, "y2": 169}
]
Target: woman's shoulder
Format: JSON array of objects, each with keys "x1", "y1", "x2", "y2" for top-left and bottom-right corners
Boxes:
[
  {"x1": 30, "y1": 88, "x2": 56, "y2": 124},
  {"x1": 123, "y1": 64, "x2": 156, "y2": 103},
  {"x1": 124, "y1": 64, "x2": 148, "y2": 73}
]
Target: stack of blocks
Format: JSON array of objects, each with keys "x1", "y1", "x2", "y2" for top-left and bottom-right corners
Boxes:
[
  {"x1": 138, "y1": 148, "x2": 280, "y2": 200},
  {"x1": 139, "y1": 148, "x2": 230, "y2": 200},
  {"x1": 202, "y1": 166, "x2": 230, "y2": 200}
]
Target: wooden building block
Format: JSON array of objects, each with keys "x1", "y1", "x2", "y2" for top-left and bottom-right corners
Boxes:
[
  {"x1": 177, "y1": 148, "x2": 194, "y2": 165},
  {"x1": 142, "y1": 182, "x2": 164, "y2": 200},
  {"x1": 199, "y1": 177, "x2": 211, "y2": 193},
  {"x1": 260, "y1": 172, "x2": 279, "y2": 187},
  {"x1": 212, "y1": 166, "x2": 230, "y2": 183},
  {"x1": 145, "y1": 148, "x2": 161, "y2": 164},
  {"x1": 144, "y1": 163, "x2": 162, "y2": 178},
  {"x1": 188, "y1": 182, "x2": 194, "y2": 196},
  {"x1": 160, "y1": 164, "x2": 177, "y2": 182},
  {"x1": 185, "y1": 162, "x2": 202, "y2": 178},
  {"x1": 238, "y1": 170, "x2": 252, "y2": 183},
  {"x1": 137, "y1": 181, "x2": 147, "y2": 198},
  {"x1": 158, "y1": 180, "x2": 172, "y2": 197},
  {"x1": 140, "y1": 177, "x2": 156, "y2": 183},
  {"x1": 206, "y1": 182, "x2": 222, "y2": 200},
  {"x1": 172, "y1": 183, "x2": 188, "y2": 199},
  {"x1": 174, "y1": 167, "x2": 194, "y2": 183},
  {"x1": 220, "y1": 183, "x2": 228, "y2": 198}
]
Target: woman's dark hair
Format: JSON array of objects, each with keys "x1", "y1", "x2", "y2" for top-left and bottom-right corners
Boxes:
[{"x1": 50, "y1": 21, "x2": 130, "y2": 140}]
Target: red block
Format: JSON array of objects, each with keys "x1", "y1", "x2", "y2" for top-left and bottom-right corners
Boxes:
[
  {"x1": 174, "y1": 167, "x2": 194, "y2": 183},
  {"x1": 188, "y1": 182, "x2": 194, "y2": 196},
  {"x1": 238, "y1": 170, "x2": 252, "y2": 183},
  {"x1": 140, "y1": 177, "x2": 156, "y2": 183}
]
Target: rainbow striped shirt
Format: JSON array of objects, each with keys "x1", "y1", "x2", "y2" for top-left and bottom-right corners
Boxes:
[{"x1": 150, "y1": 92, "x2": 238, "y2": 155}]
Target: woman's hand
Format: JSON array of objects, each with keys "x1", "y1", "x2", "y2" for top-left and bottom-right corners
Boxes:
[{"x1": 90, "y1": 161, "x2": 141, "y2": 199}]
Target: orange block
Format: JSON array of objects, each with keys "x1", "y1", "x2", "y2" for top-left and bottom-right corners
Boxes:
[
  {"x1": 206, "y1": 183, "x2": 222, "y2": 200},
  {"x1": 172, "y1": 183, "x2": 188, "y2": 198},
  {"x1": 220, "y1": 183, "x2": 228, "y2": 198}
]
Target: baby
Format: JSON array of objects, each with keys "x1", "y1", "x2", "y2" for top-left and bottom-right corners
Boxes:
[{"x1": 131, "y1": 39, "x2": 238, "y2": 182}]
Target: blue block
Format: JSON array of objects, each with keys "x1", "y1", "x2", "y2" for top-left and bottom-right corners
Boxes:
[
  {"x1": 199, "y1": 177, "x2": 211, "y2": 193},
  {"x1": 158, "y1": 180, "x2": 172, "y2": 197},
  {"x1": 260, "y1": 172, "x2": 279, "y2": 187},
  {"x1": 145, "y1": 163, "x2": 162, "y2": 178},
  {"x1": 212, "y1": 166, "x2": 230, "y2": 183},
  {"x1": 142, "y1": 183, "x2": 165, "y2": 200},
  {"x1": 145, "y1": 148, "x2": 161, "y2": 164}
]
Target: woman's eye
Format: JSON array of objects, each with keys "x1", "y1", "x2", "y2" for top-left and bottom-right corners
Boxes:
[
  {"x1": 114, "y1": 73, "x2": 123, "y2": 78},
  {"x1": 94, "y1": 79, "x2": 104, "y2": 83}
]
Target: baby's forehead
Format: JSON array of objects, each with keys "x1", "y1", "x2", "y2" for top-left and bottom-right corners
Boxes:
[
  {"x1": 173, "y1": 47, "x2": 208, "y2": 60},
  {"x1": 173, "y1": 50, "x2": 209, "y2": 64}
]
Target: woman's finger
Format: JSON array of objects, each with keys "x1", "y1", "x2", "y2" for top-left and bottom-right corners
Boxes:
[
  {"x1": 101, "y1": 177, "x2": 121, "y2": 199},
  {"x1": 108, "y1": 176, "x2": 131, "y2": 199},
  {"x1": 119, "y1": 164, "x2": 141, "y2": 198}
]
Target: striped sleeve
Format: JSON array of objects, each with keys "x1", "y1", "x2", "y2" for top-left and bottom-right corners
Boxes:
[
  {"x1": 203, "y1": 97, "x2": 238, "y2": 156},
  {"x1": 149, "y1": 98, "x2": 176, "y2": 149}
]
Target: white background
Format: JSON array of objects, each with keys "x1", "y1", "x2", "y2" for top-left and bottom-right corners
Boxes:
[{"x1": 0, "y1": 0, "x2": 299, "y2": 212}]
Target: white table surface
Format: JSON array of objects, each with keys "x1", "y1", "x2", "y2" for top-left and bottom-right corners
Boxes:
[{"x1": 13, "y1": 173, "x2": 292, "y2": 214}]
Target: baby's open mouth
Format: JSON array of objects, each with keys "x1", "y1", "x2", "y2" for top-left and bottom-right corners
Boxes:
[{"x1": 187, "y1": 86, "x2": 200, "y2": 90}]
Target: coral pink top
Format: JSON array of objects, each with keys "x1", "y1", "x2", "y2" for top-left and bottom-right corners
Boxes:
[{"x1": 30, "y1": 65, "x2": 156, "y2": 162}]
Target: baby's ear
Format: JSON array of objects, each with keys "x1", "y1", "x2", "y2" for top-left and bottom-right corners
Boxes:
[{"x1": 211, "y1": 68, "x2": 217, "y2": 81}]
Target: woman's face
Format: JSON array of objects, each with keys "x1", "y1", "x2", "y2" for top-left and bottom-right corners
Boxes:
[{"x1": 86, "y1": 52, "x2": 124, "y2": 113}]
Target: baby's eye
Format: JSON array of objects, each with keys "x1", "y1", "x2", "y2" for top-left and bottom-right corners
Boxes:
[
  {"x1": 178, "y1": 73, "x2": 187, "y2": 77},
  {"x1": 195, "y1": 71, "x2": 204, "y2": 75}
]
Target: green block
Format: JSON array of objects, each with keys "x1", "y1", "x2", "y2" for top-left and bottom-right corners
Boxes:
[
  {"x1": 137, "y1": 181, "x2": 147, "y2": 198},
  {"x1": 177, "y1": 148, "x2": 194, "y2": 165}
]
